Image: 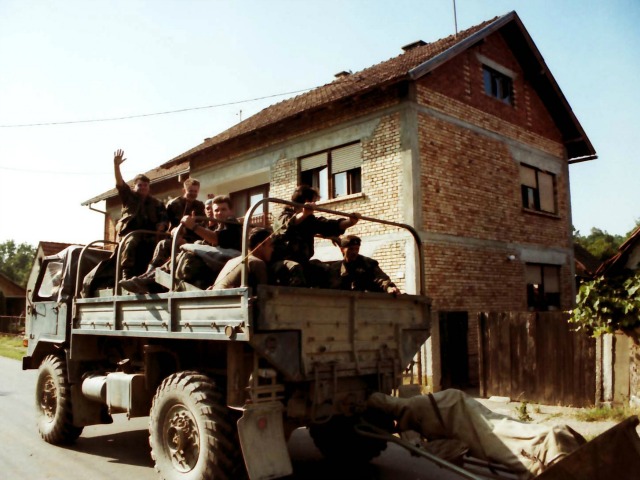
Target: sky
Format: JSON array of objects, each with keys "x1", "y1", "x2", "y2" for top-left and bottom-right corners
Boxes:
[{"x1": 0, "y1": 0, "x2": 638, "y2": 247}]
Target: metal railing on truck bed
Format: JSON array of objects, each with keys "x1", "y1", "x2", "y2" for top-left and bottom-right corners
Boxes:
[{"x1": 71, "y1": 200, "x2": 430, "y2": 368}]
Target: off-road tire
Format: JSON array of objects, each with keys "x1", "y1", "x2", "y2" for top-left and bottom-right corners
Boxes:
[
  {"x1": 149, "y1": 371, "x2": 245, "y2": 480},
  {"x1": 35, "y1": 354, "x2": 83, "y2": 444},
  {"x1": 309, "y1": 413, "x2": 392, "y2": 463}
]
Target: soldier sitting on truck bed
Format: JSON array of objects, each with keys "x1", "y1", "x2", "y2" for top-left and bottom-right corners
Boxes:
[
  {"x1": 210, "y1": 227, "x2": 274, "y2": 291},
  {"x1": 271, "y1": 185, "x2": 360, "y2": 287},
  {"x1": 328, "y1": 235, "x2": 400, "y2": 295},
  {"x1": 120, "y1": 195, "x2": 243, "y2": 293},
  {"x1": 180, "y1": 194, "x2": 242, "y2": 251},
  {"x1": 113, "y1": 149, "x2": 168, "y2": 280},
  {"x1": 145, "y1": 177, "x2": 206, "y2": 270}
]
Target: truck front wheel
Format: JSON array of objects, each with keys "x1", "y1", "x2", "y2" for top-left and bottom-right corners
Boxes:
[
  {"x1": 149, "y1": 371, "x2": 245, "y2": 480},
  {"x1": 35, "y1": 354, "x2": 83, "y2": 444}
]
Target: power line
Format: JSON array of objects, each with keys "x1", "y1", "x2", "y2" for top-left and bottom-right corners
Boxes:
[{"x1": 0, "y1": 88, "x2": 313, "y2": 128}]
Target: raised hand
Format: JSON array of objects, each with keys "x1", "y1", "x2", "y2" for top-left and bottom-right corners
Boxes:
[{"x1": 114, "y1": 149, "x2": 126, "y2": 166}]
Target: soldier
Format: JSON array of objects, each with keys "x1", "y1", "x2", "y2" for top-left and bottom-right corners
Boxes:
[
  {"x1": 211, "y1": 227, "x2": 274, "y2": 291},
  {"x1": 329, "y1": 235, "x2": 400, "y2": 295},
  {"x1": 113, "y1": 149, "x2": 167, "y2": 280},
  {"x1": 147, "y1": 178, "x2": 206, "y2": 270},
  {"x1": 180, "y1": 195, "x2": 242, "y2": 251},
  {"x1": 271, "y1": 185, "x2": 360, "y2": 287}
]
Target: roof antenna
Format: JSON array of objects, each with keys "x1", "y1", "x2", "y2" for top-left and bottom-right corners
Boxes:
[{"x1": 452, "y1": 0, "x2": 458, "y2": 37}]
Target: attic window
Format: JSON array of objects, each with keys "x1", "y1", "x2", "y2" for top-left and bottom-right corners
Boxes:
[{"x1": 483, "y1": 65, "x2": 513, "y2": 105}]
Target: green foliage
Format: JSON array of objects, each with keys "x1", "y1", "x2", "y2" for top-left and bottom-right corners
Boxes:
[
  {"x1": 573, "y1": 227, "x2": 625, "y2": 262},
  {"x1": 515, "y1": 401, "x2": 533, "y2": 422},
  {"x1": 0, "y1": 240, "x2": 36, "y2": 287},
  {"x1": 570, "y1": 272, "x2": 640, "y2": 337},
  {"x1": 573, "y1": 405, "x2": 640, "y2": 423},
  {"x1": 0, "y1": 334, "x2": 26, "y2": 361}
]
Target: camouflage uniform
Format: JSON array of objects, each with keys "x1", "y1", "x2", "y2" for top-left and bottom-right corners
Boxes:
[
  {"x1": 271, "y1": 207, "x2": 347, "y2": 287},
  {"x1": 329, "y1": 254, "x2": 396, "y2": 292},
  {"x1": 148, "y1": 196, "x2": 206, "y2": 268},
  {"x1": 115, "y1": 183, "x2": 167, "y2": 279}
]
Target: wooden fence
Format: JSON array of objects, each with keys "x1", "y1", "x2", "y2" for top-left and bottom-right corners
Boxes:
[{"x1": 478, "y1": 311, "x2": 596, "y2": 407}]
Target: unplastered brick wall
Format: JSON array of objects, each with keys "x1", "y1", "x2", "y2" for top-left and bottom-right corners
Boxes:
[
  {"x1": 421, "y1": 33, "x2": 565, "y2": 146},
  {"x1": 424, "y1": 241, "x2": 573, "y2": 312},
  {"x1": 424, "y1": 242, "x2": 526, "y2": 312},
  {"x1": 263, "y1": 108, "x2": 414, "y2": 291},
  {"x1": 418, "y1": 113, "x2": 570, "y2": 248}
]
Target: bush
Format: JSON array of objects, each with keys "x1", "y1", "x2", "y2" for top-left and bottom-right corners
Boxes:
[{"x1": 569, "y1": 272, "x2": 640, "y2": 337}]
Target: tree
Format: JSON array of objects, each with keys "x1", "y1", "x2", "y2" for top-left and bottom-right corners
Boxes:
[
  {"x1": 573, "y1": 227, "x2": 625, "y2": 262},
  {"x1": 0, "y1": 240, "x2": 36, "y2": 287}
]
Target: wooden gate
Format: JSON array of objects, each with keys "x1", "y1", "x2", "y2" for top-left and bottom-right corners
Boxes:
[{"x1": 478, "y1": 312, "x2": 596, "y2": 407}]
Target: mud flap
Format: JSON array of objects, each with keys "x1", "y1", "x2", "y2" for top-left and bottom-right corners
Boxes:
[{"x1": 237, "y1": 402, "x2": 292, "y2": 480}]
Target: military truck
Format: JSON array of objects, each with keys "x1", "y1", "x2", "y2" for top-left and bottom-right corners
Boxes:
[{"x1": 22, "y1": 198, "x2": 431, "y2": 480}]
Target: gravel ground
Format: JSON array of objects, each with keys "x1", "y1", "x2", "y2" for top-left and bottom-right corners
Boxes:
[{"x1": 473, "y1": 395, "x2": 635, "y2": 440}]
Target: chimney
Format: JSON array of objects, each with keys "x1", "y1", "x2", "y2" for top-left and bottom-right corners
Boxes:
[
  {"x1": 401, "y1": 40, "x2": 426, "y2": 52},
  {"x1": 334, "y1": 70, "x2": 352, "y2": 79}
]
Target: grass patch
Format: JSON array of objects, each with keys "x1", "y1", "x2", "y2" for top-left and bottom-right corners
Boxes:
[
  {"x1": 574, "y1": 406, "x2": 640, "y2": 423},
  {"x1": 0, "y1": 334, "x2": 27, "y2": 361}
]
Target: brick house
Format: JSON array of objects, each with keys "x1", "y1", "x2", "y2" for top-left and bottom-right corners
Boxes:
[{"x1": 83, "y1": 11, "x2": 595, "y2": 390}]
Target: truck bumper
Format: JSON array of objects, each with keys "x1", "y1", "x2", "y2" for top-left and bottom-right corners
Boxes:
[{"x1": 22, "y1": 356, "x2": 33, "y2": 370}]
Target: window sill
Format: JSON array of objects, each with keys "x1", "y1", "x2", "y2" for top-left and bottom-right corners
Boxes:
[
  {"x1": 522, "y1": 207, "x2": 560, "y2": 220},
  {"x1": 317, "y1": 192, "x2": 365, "y2": 206}
]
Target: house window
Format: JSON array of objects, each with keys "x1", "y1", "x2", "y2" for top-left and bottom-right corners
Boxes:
[
  {"x1": 230, "y1": 184, "x2": 269, "y2": 225},
  {"x1": 520, "y1": 164, "x2": 556, "y2": 213},
  {"x1": 300, "y1": 142, "x2": 362, "y2": 200},
  {"x1": 526, "y1": 263, "x2": 561, "y2": 311},
  {"x1": 483, "y1": 65, "x2": 513, "y2": 105}
]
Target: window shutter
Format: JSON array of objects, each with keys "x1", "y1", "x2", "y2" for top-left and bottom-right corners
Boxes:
[
  {"x1": 525, "y1": 265, "x2": 542, "y2": 285},
  {"x1": 543, "y1": 266, "x2": 560, "y2": 293},
  {"x1": 300, "y1": 152, "x2": 327, "y2": 172},
  {"x1": 331, "y1": 143, "x2": 361, "y2": 174},
  {"x1": 538, "y1": 172, "x2": 555, "y2": 212},
  {"x1": 520, "y1": 165, "x2": 536, "y2": 188}
]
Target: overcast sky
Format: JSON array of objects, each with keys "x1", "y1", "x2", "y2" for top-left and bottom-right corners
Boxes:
[{"x1": 1, "y1": 0, "x2": 638, "y2": 246}]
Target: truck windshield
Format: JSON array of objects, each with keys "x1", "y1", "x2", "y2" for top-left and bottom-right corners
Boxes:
[{"x1": 37, "y1": 260, "x2": 63, "y2": 301}]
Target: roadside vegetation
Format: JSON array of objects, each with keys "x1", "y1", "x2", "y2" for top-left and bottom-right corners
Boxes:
[
  {"x1": 574, "y1": 405, "x2": 640, "y2": 423},
  {"x1": 0, "y1": 334, "x2": 26, "y2": 360}
]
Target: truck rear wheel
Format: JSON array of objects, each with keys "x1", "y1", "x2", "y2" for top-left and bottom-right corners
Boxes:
[
  {"x1": 149, "y1": 371, "x2": 245, "y2": 480},
  {"x1": 309, "y1": 413, "x2": 391, "y2": 463},
  {"x1": 35, "y1": 354, "x2": 83, "y2": 444}
]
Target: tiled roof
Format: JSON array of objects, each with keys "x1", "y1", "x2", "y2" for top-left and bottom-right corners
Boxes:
[
  {"x1": 40, "y1": 241, "x2": 74, "y2": 256},
  {"x1": 84, "y1": 10, "x2": 595, "y2": 204},
  {"x1": 168, "y1": 16, "x2": 498, "y2": 164},
  {"x1": 596, "y1": 225, "x2": 640, "y2": 276},
  {"x1": 574, "y1": 243, "x2": 600, "y2": 278},
  {"x1": 0, "y1": 271, "x2": 25, "y2": 296}
]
